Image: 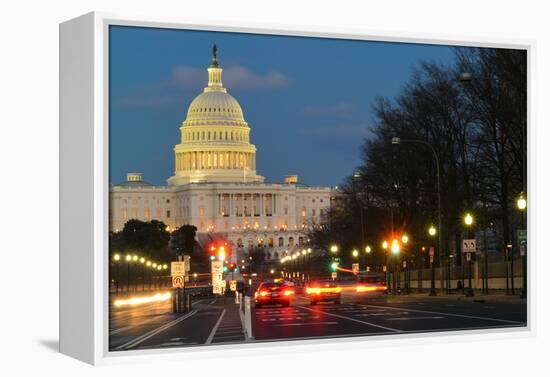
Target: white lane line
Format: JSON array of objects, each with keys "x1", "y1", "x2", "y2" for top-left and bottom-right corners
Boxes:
[
  {"x1": 275, "y1": 321, "x2": 338, "y2": 327},
  {"x1": 205, "y1": 309, "x2": 226, "y2": 345},
  {"x1": 386, "y1": 316, "x2": 445, "y2": 321},
  {"x1": 114, "y1": 310, "x2": 198, "y2": 351},
  {"x1": 297, "y1": 306, "x2": 402, "y2": 333},
  {"x1": 357, "y1": 304, "x2": 524, "y2": 324}
]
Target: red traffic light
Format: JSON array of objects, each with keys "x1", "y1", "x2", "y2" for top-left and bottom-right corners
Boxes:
[{"x1": 229, "y1": 262, "x2": 237, "y2": 272}]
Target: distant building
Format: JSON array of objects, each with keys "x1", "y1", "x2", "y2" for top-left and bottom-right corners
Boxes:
[{"x1": 110, "y1": 48, "x2": 335, "y2": 264}]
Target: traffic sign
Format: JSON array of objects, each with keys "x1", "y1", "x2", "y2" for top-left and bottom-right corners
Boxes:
[
  {"x1": 331, "y1": 272, "x2": 337, "y2": 280},
  {"x1": 366, "y1": 266, "x2": 371, "y2": 272},
  {"x1": 429, "y1": 247, "x2": 435, "y2": 257},
  {"x1": 382, "y1": 265, "x2": 387, "y2": 272},
  {"x1": 172, "y1": 275, "x2": 184, "y2": 288},
  {"x1": 171, "y1": 261, "x2": 185, "y2": 276},
  {"x1": 429, "y1": 255, "x2": 434, "y2": 263},
  {"x1": 402, "y1": 260, "x2": 407, "y2": 268},
  {"x1": 462, "y1": 239, "x2": 476, "y2": 253},
  {"x1": 520, "y1": 245, "x2": 526, "y2": 256},
  {"x1": 230, "y1": 280, "x2": 237, "y2": 291},
  {"x1": 211, "y1": 261, "x2": 224, "y2": 295},
  {"x1": 517, "y1": 229, "x2": 527, "y2": 249},
  {"x1": 184, "y1": 255, "x2": 191, "y2": 272},
  {"x1": 352, "y1": 263, "x2": 359, "y2": 275},
  {"x1": 466, "y1": 252, "x2": 471, "y2": 261}
]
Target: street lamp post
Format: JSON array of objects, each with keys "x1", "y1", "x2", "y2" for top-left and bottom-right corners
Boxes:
[
  {"x1": 517, "y1": 192, "x2": 527, "y2": 298},
  {"x1": 428, "y1": 226, "x2": 437, "y2": 296},
  {"x1": 125, "y1": 254, "x2": 132, "y2": 296},
  {"x1": 392, "y1": 137, "x2": 442, "y2": 295},
  {"x1": 464, "y1": 213, "x2": 475, "y2": 297}
]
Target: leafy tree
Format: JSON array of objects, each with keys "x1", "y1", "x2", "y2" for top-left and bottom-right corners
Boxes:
[{"x1": 171, "y1": 224, "x2": 197, "y2": 255}]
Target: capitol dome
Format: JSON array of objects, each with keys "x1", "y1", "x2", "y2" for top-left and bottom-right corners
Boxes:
[
  {"x1": 168, "y1": 46, "x2": 264, "y2": 186},
  {"x1": 186, "y1": 91, "x2": 244, "y2": 122}
]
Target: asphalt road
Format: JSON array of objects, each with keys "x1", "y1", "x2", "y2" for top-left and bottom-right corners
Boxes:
[
  {"x1": 109, "y1": 291, "x2": 526, "y2": 351},
  {"x1": 252, "y1": 294, "x2": 527, "y2": 342},
  {"x1": 109, "y1": 295, "x2": 245, "y2": 351}
]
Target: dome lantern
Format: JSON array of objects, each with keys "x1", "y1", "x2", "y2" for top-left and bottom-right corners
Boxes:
[{"x1": 205, "y1": 44, "x2": 225, "y2": 93}]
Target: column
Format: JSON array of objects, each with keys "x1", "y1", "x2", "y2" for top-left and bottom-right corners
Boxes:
[{"x1": 260, "y1": 193, "x2": 264, "y2": 215}]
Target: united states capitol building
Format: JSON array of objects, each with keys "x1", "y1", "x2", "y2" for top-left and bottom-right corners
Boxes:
[{"x1": 110, "y1": 47, "x2": 334, "y2": 264}]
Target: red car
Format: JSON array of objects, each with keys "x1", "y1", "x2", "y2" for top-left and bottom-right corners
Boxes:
[{"x1": 254, "y1": 281, "x2": 294, "y2": 308}]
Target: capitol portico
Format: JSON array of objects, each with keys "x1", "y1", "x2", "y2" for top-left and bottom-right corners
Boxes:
[{"x1": 110, "y1": 46, "x2": 334, "y2": 263}]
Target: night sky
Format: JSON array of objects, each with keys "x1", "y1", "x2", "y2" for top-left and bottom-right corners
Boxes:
[{"x1": 109, "y1": 26, "x2": 455, "y2": 187}]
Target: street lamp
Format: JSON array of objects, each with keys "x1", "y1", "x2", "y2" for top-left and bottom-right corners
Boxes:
[
  {"x1": 401, "y1": 234, "x2": 409, "y2": 244},
  {"x1": 392, "y1": 136, "x2": 442, "y2": 295},
  {"x1": 428, "y1": 227, "x2": 437, "y2": 296},
  {"x1": 463, "y1": 212, "x2": 475, "y2": 296},
  {"x1": 352, "y1": 249, "x2": 359, "y2": 258},
  {"x1": 382, "y1": 240, "x2": 388, "y2": 250},
  {"x1": 517, "y1": 192, "x2": 527, "y2": 298},
  {"x1": 112, "y1": 254, "x2": 121, "y2": 294},
  {"x1": 517, "y1": 192, "x2": 527, "y2": 210},
  {"x1": 330, "y1": 245, "x2": 338, "y2": 253}
]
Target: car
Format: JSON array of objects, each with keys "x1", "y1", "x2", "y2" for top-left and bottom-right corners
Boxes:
[
  {"x1": 355, "y1": 273, "x2": 388, "y2": 295},
  {"x1": 305, "y1": 279, "x2": 342, "y2": 305},
  {"x1": 254, "y1": 281, "x2": 294, "y2": 308}
]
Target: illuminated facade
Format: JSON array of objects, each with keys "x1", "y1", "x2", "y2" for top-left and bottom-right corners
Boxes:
[{"x1": 110, "y1": 48, "x2": 333, "y2": 264}]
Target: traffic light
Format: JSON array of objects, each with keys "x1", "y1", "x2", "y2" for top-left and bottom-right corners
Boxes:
[
  {"x1": 330, "y1": 262, "x2": 339, "y2": 272},
  {"x1": 223, "y1": 266, "x2": 228, "y2": 273},
  {"x1": 229, "y1": 262, "x2": 237, "y2": 272}
]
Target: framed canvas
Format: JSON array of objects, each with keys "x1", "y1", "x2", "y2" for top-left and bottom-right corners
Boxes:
[{"x1": 60, "y1": 12, "x2": 532, "y2": 365}]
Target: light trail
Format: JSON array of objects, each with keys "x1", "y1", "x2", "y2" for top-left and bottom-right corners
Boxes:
[{"x1": 113, "y1": 292, "x2": 172, "y2": 308}]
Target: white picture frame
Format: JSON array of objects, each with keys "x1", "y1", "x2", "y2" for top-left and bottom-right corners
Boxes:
[{"x1": 59, "y1": 11, "x2": 534, "y2": 365}]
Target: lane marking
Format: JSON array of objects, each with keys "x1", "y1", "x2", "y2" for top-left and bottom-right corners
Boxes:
[
  {"x1": 297, "y1": 306, "x2": 402, "y2": 333},
  {"x1": 275, "y1": 321, "x2": 338, "y2": 327},
  {"x1": 114, "y1": 310, "x2": 198, "y2": 351},
  {"x1": 357, "y1": 304, "x2": 524, "y2": 324},
  {"x1": 205, "y1": 309, "x2": 226, "y2": 345},
  {"x1": 386, "y1": 316, "x2": 445, "y2": 321}
]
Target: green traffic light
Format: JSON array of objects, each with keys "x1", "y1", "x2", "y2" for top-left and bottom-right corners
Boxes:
[
  {"x1": 223, "y1": 266, "x2": 228, "y2": 272},
  {"x1": 331, "y1": 262, "x2": 338, "y2": 271}
]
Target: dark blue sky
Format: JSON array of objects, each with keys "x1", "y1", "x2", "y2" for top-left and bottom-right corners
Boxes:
[{"x1": 109, "y1": 26, "x2": 456, "y2": 187}]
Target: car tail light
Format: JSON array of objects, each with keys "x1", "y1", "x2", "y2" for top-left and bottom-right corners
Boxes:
[
  {"x1": 283, "y1": 289, "x2": 295, "y2": 296},
  {"x1": 259, "y1": 290, "x2": 269, "y2": 297}
]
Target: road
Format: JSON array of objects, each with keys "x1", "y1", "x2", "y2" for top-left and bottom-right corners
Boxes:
[
  {"x1": 109, "y1": 291, "x2": 526, "y2": 351},
  {"x1": 252, "y1": 294, "x2": 526, "y2": 342}
]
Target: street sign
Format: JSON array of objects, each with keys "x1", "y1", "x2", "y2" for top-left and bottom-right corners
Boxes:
[
  {"x1": 171, "y1": 261, "x2": 185, "y2": 277},
  {"x1": 172, "y1": 275, "x2": 184, "y2": 288},
  {"x1": 520, "y1": 245, "x2": 526, "y2": 256},
  {"x1": 184, "y1": 255, "x2": 191, "y2": 272},
  {"x1": 352, "y1": 263, "x2": 359, "y2": 275},
  {"x1": 466, "y1": 252, "x2": 471, "y2": 261},
  {"x1": 429, "y1": 247, "x2": 435, "y2": 257},
  {"x1": 517, "y1": 229, "x2": 527, "y2": 249},
  {"x1": 462, "y1": 239, "x2": 476, "y2": 253},
  {"x1": 230, "y1": 280, "x2": 237, "y2": 291},
  {"x1": 331, "y1": 272, "x2": 337, "y2": 280},
  {"x1": 211, "y1": 261, "x2": 224, "y2": 295}
]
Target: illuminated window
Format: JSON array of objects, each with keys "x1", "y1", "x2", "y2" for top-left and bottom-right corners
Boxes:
[
  {"x1": 288, "y1": 237, "x2": 294, "y2": 247},
  {"x1": 278, "y1": 237, "x2": 284, "y2": 247},
  {"x1": 122, "y1": 208, "x2": 128, "y2": 220},
  {"x1": 199, "y1": 207, "x2": 205, "y2": 217},
  {"x1": 301, "y1": 207, "x2": 306, "y2": 217},
  {"x1": 144, "y1": 208, "x2": 150, "y2": 219},
  {"x1": 156, "y1": 208, "x2": 161, "y2": 218},
  {"x1": 268, "y1": 237, "x2": 274, "y2": 247}
]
